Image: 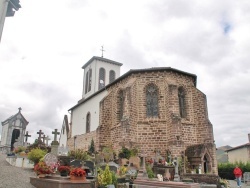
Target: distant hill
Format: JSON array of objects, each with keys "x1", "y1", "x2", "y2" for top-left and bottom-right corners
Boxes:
[{"x1": 216, "y1": 145, "x2": 233, "y2": 163}]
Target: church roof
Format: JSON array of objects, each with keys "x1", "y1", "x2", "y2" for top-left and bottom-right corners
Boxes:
[
  {"x1": 82, "y1": 56, "x2": 123, "y2": 69},
  {"x1": 69, "y1": 66, "x2": 197, "y2": 111}
]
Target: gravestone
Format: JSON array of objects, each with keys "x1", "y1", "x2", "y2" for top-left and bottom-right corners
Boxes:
[
  {"x1": 84, "y1": 160, "x2": 95, "y2": 175},
  {"x1": 58, "y1": 146, "x2": 69, "y2": 156},
  {"x1": 44, "y1": 153, "x2": 58, "y2": 170},
  {"x1": 44, "y1": 136, "x2": 51, "y2": 146},
  {"x1": 70, "y1": 159, "x2": 82, "y2": 167},
  {"x1": 24, "y1": 131, "x2": 31, "y2": 147},
  {"x1": 51, "y1": 129, "x2": 60, "y2": 156},
  {"x1": 100, "y1": 161, "x2": 119, "y2": 174},
  {"x1": 137, "y1": 151, "x2": 148, "y2": 179},
  {"x1": 108, "y1": 161, "x2": 119, "y2": 173},
  {"x1": 173, "y1": 157, "x2": 180, "y2": 182}
]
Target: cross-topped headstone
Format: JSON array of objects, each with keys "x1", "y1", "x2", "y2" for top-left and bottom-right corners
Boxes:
[
  {"x1": 24, "y1": 131, "x2": 31, "y2": 142},
  {"x1": 137, "y1": 150, "x2": 148, "y2": 179},
  {"x1": 44, "y1": 136, "x2": 51, "y2": 146},
  {"x1": 41, "y1": 134, "x2": 46, "y2": 144},
  {"x1": 37, "y1": 130, "x2": 44, "y2": 141},
  {"x1": 52, "y1": 129, "x2": 60, "y2": 142}
]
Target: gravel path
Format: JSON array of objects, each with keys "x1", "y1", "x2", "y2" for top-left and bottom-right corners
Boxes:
[{"x1": 0, "y1": 153, "x2": 36, "y2": 188}]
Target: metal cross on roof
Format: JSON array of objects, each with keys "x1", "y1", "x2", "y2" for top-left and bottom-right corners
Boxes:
[{"x1": 100, "y1": 45, "x2": 105, "y2": 57}]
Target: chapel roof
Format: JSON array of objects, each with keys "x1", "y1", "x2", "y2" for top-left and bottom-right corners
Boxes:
[{"x1": 1, "y1": 108, "x2": 29, "y2": 126}]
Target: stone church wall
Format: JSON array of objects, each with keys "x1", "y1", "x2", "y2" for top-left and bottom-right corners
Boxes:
[{"x1": 97, "y1": 70, "x2": 217, "y2": 174}]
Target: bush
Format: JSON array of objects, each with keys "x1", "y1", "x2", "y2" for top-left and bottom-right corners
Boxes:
[
  {"x1": 118, "y1": 147, "x2": 131, "y2": 159},
  {"x1": 68, "y1": 149, "x2": 90, "y2": 161},
  {"x1": 146, "y1": 165, "x2": 155, "y2": 178},
  {"x1": 28, "y1": 148, "x2": 47, "y2": 164},
  {"x1": 218, "y1": 161, "x2": 250, "y2": 180}
]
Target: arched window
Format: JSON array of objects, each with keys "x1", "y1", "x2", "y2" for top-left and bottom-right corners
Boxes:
[
  {"x1": 146, "y1": 84, "x2": 158, "y2": 117},
  {"x1": 99, "y1": 68, "x2": 106, "y2": 90},
  {"x1": 118, "y1": 90, "x2": 124, "y2": 120},
  {"x1": 88, "y1": 69, "x2": 92, "y2": 92},
  {"x1": 85, "y1": 71, "x2": 89, "y2": 94},
  {"x1": 109, "y1": 70, "x2": 116, "y2": 83},
  {"x1": 86, "y1": 113, "x2": 90, "y2": 133},
  {"x1": 178, "y1": 87, "x2": 186, "y2": 118}
]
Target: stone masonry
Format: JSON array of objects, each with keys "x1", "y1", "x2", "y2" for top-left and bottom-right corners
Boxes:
[{"x1": 67, "y1": 68, "x2": 218, "y2": 175}]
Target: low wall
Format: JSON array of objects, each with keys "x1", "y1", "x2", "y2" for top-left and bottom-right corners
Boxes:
[
  {"x1": 6, "y1": 155, "x2": 34, "y2": 168},
  {"x1": 181, "y1": 174, "x2": 220, "y2": 187}
]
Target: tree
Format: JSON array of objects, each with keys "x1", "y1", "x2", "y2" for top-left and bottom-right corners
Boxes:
[{"x1": 88, "y1": 138, "x2": 95, "y2": 155}]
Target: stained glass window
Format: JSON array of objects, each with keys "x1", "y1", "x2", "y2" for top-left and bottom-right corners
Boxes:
[{"x1": 146, "y1": 84, "x2": 158, "y2": 117}]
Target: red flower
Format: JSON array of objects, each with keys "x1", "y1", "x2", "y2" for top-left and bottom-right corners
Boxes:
[
  {"x1": 34, "y1": 161, "x2": 53, "y2": 175},
  {"x1": 70, "y1": 168, "x2": 86, "y2": 177}
]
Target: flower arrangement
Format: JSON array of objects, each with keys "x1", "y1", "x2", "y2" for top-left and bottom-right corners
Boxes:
[
  {"x1": 58, "y1": 166, "x2": 71, "y2": 173},
  {"x1": 118, "y1": 165, "x2": 127, "y2": 177},
  {"x1": 70, "y1": 167, "x2": 86, "y2": 177},
  {"x1": 34, "y1": 161, "x2": 54, "y2": 175}
]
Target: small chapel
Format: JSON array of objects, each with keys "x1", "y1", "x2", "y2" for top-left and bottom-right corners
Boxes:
[
  {"x1": 59, "y1": 56, "x2": 218, "y2": 175},
  {"x1": 0, "y1": 107, "x2": 29, "y2": 153}
]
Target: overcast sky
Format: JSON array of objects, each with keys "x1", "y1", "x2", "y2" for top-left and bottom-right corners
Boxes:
[{"x1": 0, "y1": 0, "x2": 249, "y2": 148}]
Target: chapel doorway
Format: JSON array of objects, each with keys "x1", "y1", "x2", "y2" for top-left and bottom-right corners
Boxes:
[
  {"x1": 11, "y1": 129, "x2": 20, "y2": 151},
  {"x1": 203, "y1": 154, "x2": 209, "y2": 173}
]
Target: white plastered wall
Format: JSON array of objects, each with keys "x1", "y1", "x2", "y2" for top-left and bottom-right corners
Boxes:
[
  {"x1": 71, "y1": 90, "x2": 107, "y2": 137},
  {"x1": 228, "y1": 147, "x2": 249, "y2": 163}
]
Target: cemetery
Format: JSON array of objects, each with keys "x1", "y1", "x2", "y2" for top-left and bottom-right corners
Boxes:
[{"x1": 2, "y1": 127, "x2": 222, "y2": 188}]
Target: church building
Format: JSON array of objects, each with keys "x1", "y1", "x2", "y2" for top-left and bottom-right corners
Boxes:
[
  {"x1": 60, "y1": 56, "x2": 218, "y2": 174},
  {"x1": 0, "y1": 108, "x2": 29, "y2": 153}
]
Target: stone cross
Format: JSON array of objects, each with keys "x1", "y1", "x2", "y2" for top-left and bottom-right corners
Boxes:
[
  {"x1": 173, "y1": 157, "x2": 180, "y2": 182},
  {"x1": 37, "y1": 130, "x2": 44, "y2": 141},
  {"x1": 137, "y1": 150, "x2": 148, "y2": 179},
  {"x1": 41, "y1": 134, "x2": 46, "y2": 144},
  {"x1": 24, "y1": 131, "x2": 31, "y2": 142},
  {"x1": 44, "y1": 136, "x2": 51, "y2": 146},
  {"x1": 52, "y1": 129, "x2": 60, "y2": 142}
]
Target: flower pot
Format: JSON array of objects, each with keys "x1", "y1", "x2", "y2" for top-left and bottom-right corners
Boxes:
[
  {"x1": 37, "y1": 174, "x2": 46, "y2": 178},
  {"x1": 70, "y1": 175, "x2": 86, "y2": 181},
  {"x1": 60, "y1": 171, "x2": 69, "y2": 177},
  {"x1": 117, "y1": 177, "x2": 126, "y2": 183}
]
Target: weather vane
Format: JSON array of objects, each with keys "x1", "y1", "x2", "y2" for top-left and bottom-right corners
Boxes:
[{"x1": 100, "y1": 45, "x2": 105, "y2": 58}]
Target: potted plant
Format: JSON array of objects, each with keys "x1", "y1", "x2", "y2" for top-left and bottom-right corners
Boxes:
[
  {"x1": 34, "y1": 161, "x2": 54, "y2": 177},
  {"x1": 58, "y1": 166, "x2": 71, "y2": 176},
  {"x1": 70, "y1": 167, "x2": 86, "y2": 180},
  {"x1": 117, "y1": 165, "x2": 127, "y2": 183},
  {"x1": 97, "y1": 165, "x2": 114, "y2": 188}
]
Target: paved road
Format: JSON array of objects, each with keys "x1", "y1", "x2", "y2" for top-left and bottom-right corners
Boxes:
[
  {"x1": 228, "y1": 180, "x2": 250, "y2": 188},
  {"x1": 0, "y1": 153, "x2": 35, "y2": 188}
]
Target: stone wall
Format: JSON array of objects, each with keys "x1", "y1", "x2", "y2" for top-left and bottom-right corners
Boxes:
[
  {"x1": 67, "y1": 131, "x2": 96, "y2": 151},
  {"x1": 102, "y1": 71, "x2": 215, "y2": 173},
  {"x1": 181, "y1": 174, "x2": 220, "y2": 187}
]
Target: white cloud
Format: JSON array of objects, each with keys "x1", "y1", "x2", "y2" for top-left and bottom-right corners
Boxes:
[{"x1": 1, "y1": 0, "x2": 250, "y2": 147}]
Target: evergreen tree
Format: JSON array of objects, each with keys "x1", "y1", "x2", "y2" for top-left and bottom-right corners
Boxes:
[{"x1": 88, "y1": 138, "x2": 95, "y2": 154}]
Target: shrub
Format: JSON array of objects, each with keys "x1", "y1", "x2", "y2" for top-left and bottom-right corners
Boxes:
[
  {"x1": 146, "y1": 165, "x2": 155, "y2": 178},
  {"x1": 68, "y1": 149, "x2": 90, "y2": 161},
  {"x1": 118, "y1": 147, "x2": 131, "y2": 159},
  {"x1": 28, "y1": 148, "x2": 47, "y2": 164}
]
